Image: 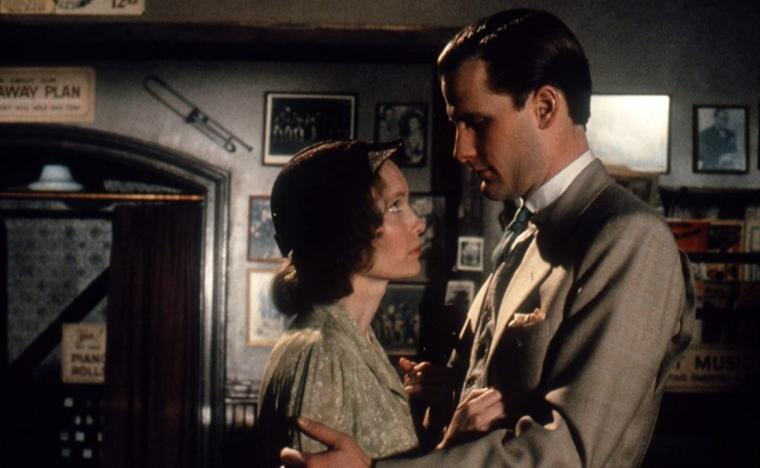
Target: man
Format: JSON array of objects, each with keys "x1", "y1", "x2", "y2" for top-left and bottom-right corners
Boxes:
[
  {"x1": 698, "y1": 108, "x2": 738, "y2": 170},
  {"x1": 281, "y1": 9, "x2": 694, "y2": 468}
]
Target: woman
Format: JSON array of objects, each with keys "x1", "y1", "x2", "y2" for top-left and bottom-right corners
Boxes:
[{"x1": 255, "y1": 139, "x2": 425, "y2": 466}]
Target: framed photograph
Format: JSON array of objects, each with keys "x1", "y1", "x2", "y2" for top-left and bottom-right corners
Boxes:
[
  {"x1": 371, "y1": 283, "x2": 425, "y2": 355},
  {"x1": 247, "y1": 269, "x2": 292, "y2": 346},
  {"x1": 444, "y1": 280, "x2": 475, "y2": 311},
  {"x1": 693, "y1": 105, "x2": 748, "y2": 173},
  {"x1": 457, "y1": 236, "x2": 484, "y2": 272},
  {"x1": 400, "y1": 194, "x2": 445, "y2": 282},
  {"x1": 374, "y1": 103, "x2": 428, "y2": 167},
  {"x1": 248, "y1": 196, "x2": 284, "y2": 262},
  {"x1": 587, "y1": 95, "x2": 670, "y2": 173},
  {"x1": 263, "y1": 92, "x2": 356, "y2": 165}
]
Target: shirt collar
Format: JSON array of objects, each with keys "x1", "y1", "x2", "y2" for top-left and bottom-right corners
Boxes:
[{"x1": 521, "y1": 150, "x2": 595, "y2": 213}]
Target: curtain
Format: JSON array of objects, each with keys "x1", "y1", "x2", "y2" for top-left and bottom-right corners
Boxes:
[{"x1": 102, "y1": 203, "x2": 202, "y2": 468}]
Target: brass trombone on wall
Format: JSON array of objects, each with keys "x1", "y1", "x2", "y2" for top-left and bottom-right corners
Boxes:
[{"x1": 143, "y1": 75, "x2": 253, "y2": 154}]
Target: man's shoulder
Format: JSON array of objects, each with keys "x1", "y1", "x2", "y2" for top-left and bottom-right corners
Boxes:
[{"x1": 581, "y1": 182, "x2": 671, "y2": 243}]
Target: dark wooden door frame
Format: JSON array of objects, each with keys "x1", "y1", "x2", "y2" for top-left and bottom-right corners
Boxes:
[{"x1": 0, "y1": 123, "x2": 230, "y2": 468}]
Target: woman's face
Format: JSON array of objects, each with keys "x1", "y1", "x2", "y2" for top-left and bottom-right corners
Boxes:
[{"x1": 363, "y1": 161, "x2": 425, "y2": 280}]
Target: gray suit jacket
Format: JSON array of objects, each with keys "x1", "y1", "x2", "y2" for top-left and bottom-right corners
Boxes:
[{"x1": 379, "y1": 160, "x2": 695, "y2": 468}]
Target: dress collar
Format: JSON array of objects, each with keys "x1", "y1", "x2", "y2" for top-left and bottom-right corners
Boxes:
[{"x1": 318, "y1": 302, "x2": 409, "y2": 401}]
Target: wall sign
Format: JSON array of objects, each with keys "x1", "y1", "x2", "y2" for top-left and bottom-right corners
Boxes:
[
  {"x1": 0, "y1": 0, "x2": 144, "y2": 15},
  {"x1": 0, "y1": 67, "x2": 95, "y2": 123},
  {"x1": 62, "y1": 323, "x2": 106, "y2": 384},
  {"x1": 666, "y1": 346, "x2": 757, "y2": 393},
  {"x1": 587, "y1": 94, "x2": 670, "y2": 173}
]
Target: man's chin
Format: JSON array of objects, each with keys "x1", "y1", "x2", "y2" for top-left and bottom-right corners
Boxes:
[{"x1": 480, "y1": 182, "x2": 510, "y2": 201}]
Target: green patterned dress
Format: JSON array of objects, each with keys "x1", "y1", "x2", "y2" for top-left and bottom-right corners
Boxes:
[{"x1": 256, "y1": 302, "x2": 419, "y2": 465}]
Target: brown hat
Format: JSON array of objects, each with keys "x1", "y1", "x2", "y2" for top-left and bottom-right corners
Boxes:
[{"x1": 270, "y1": 139, "x2": 402, "y2": 257}]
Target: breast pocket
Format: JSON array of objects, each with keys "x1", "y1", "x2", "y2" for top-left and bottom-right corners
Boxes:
[{"x1": 488, "y1": 311, "x2": 556, "y2": 394}]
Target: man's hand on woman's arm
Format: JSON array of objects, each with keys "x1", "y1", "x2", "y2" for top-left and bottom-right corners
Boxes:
[{"x1": 280, "y1": 417, "x2": 371, "y2": 468}]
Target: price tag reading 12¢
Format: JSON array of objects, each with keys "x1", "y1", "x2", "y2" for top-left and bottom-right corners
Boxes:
[{"x1": 0, "y1": 0, "x2": 144, "y2": 15}]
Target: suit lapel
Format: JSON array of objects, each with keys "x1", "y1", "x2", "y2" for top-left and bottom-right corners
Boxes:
[
  {"x1": 485, "y1": 160, "x2": 613, "y2": 360},
  {"x1": 488, "y1": 236, "x2": 552, "y2": 357},
  {"x1": 460, "y1": 273, "x2": 492, "y2": 339}
]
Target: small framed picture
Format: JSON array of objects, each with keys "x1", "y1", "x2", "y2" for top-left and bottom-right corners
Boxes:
[
  {"x1": 693, "y1": 105, "x2": 748, "y2": 173},
  {"x1": 457, "y1": 236, "x2": 484, "y2": 272},
  {"x1": 248, "y1": 196, "x2": 284, "y2": 262},
  {"x1": 263, "y1": 92, "x2": 356, "y2": 165},
  {"x1": 400, "y1": 194, "x2": 445, "y2": 282},
  {"x1": 374, "y1": 103, "x2": 428, "y2": 167},
  {"x1": 444, "y1": 280, "x2": 475, "y2": 311},
  {"x1": 247, "y1": 269, "x2": 292, "y2": 346},
  {"x1": 371, "y1": 283, "x2": 425, "y2": 355}
]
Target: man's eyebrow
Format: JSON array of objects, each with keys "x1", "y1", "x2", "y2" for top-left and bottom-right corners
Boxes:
[
  {"x1": 387, "y1": 188, "x2": 407, "y2": 199},
  {"x1": 449, "y1": 111, "x2": 483, "y2": 124}
]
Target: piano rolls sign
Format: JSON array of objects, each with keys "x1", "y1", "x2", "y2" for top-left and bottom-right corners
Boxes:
[{"x1": 62, "y1": 323, "x2": 106, "y2": 384}]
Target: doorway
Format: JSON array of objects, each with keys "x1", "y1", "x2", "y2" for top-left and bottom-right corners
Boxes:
[{"x1": 0, "y1": 124, "x2": 229, "y2": 468}]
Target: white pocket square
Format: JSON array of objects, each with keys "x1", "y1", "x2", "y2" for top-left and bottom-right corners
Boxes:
[{"x1": 508, "y1": 307, "x2": 546, "y2": 328}]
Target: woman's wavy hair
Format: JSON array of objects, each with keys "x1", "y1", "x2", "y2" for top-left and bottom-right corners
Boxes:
[{"x1": 269, "y1": 139, "x2": 400, "y2": 316}]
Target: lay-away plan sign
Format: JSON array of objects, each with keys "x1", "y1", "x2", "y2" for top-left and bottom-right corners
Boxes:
[{"x1": 0, "y1": 67, "x2": 95, "y2": 123}]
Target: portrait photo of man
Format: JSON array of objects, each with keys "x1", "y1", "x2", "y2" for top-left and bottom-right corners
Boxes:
[{"x1": 694, "y1": 106, "x2": 748, "y2": 173}]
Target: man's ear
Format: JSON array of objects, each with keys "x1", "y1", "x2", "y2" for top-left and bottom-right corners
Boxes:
[{"x1": 532, "y1": 85, "x2": 562, "y2": 130}]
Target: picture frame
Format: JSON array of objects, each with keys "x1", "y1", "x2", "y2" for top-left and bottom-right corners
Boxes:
[
  {"x1": 247, "y1": 269, "x2": 292, "y2": 346},
  {"x1": 263, "y1": 92, "x2": 356, "y2": 165},
  {"x1": 400, "y1": 194, "x2": 445, "y2": 282},
  {"x1": 371, "y1": 283, "x2": 425, "y2": 355},
  {"x1": 374, "y1": 103, "x2": 428, "y2": 167},
  {"x1": 444, "y1": 280, "x2": 475, "y2": 311},
  {"x1": 693, "y1": 105, "x2": 748, "y2": 174},
  {"x1": 586, "y1": 95, "x2": 670, "y2": 173},
  {"x1": 456, "y1": 236, "x2": 484, "y2": 272},
  {"x1": 248, "y1": 196, "x2": 284, "y2": 262}
]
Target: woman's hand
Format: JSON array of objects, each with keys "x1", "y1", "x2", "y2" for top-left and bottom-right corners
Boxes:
[
  {"x1": 399, "y1": 357, "x2": 453, "y2": 404},
  {"x1": 436, "y1": 387, "x2": 506, "y2": 449}
]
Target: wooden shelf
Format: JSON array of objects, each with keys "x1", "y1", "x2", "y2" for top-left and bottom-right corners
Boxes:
[
  {"x1": 0, "y1": 191, "x2": 203, "y2": 202},
  {"x1": 687, "y1": 252, "x2": 760, "y2": 263}
]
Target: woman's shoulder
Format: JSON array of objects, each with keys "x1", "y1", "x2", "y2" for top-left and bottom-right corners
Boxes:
[{"x1": 269, "y1": 305, "x2": 357, "y2": 365}]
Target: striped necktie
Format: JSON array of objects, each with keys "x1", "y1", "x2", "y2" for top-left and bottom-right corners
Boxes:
[{"x1": 490, "y1": 205, "x2": 533, "y2": 267}]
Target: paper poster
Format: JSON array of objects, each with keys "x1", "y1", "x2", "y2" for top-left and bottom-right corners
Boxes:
[
  {"x1": 62, "y1": 322, "x2": 107, "y2": 384},
  {"x1": 666, "y1": 346, "x2": 757, "y2": 393},
  {"x1": 0, "y1": 67, "x2": 95, "y2": 122},
  {"x1": 1, "y1": 0, "x2": 144, "y2": 15}
]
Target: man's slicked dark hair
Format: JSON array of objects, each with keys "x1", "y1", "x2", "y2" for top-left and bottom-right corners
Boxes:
[{"x1": 437, "y1": 9, "x2": 592, "y2": 125}]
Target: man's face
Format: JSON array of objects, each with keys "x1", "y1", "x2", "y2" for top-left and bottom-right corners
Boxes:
[
  {"x1": 440, "y1": 57, "x2": 545, "y2": 201},
  {"x1": 714, "y1": 110, "x2": 730, "y2": 130}
]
